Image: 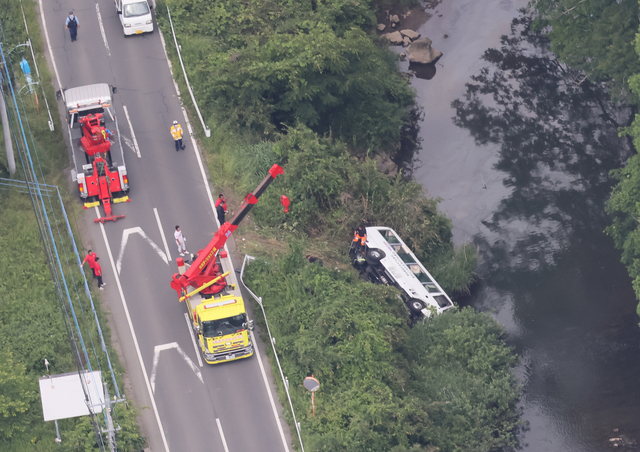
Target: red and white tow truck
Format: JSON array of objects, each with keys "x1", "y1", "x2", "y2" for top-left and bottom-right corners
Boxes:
[{"x1": 62, "y1": 83, "x2": 130, "y2": 223}]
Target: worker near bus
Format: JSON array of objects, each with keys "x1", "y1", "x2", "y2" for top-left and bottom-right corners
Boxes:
[
  {"x1": 170, "y1": 120, "x2": 185, "y2": 152},
  {"x1": 65, "y1": 12, "x2": 79, "y2": 42},
  {"x1": 81, "y1": 250, "x2": 97, "y2": 278},
  {"x1": 353, "y1": 226, "x2": 367, "y2": 252}
]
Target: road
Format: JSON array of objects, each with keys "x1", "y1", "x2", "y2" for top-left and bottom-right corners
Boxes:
[{"x1": 36, "y1": 1, "x2": 292, "y2": 451}]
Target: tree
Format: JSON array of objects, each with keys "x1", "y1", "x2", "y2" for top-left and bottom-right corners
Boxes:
[
  {"x1": 532, "y1": 0, "x2": 640, "y2": 99},
  {"x1": 0, "y1": 349, "x2": 37, "y2": 440}
]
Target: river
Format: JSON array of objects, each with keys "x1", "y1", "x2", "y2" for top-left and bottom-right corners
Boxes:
[{"x1": 399, "y1": 0, "x2": 640, "y2": 450}]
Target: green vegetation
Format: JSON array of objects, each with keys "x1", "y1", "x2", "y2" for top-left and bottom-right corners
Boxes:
[
  {"x1": 0, "y1": 1, "x2": 144, "y2": 450},
  {"x1": 532, "y1": 0, "x2": 640, "y2": 100},
  {"x1": 245, "y1": 246, "x2": 522, "y2": 452}
]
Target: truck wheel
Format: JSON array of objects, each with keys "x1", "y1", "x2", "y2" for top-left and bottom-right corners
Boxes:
[
  {"x1": 106, "y1": 151, "x2": 113, "y2": 168},
  {"x1": 365, "y1": 248, "x2": 385, "y2": 265},
  {"x1": 408, "y1": 298, "x2": 425, "y2": 314}
]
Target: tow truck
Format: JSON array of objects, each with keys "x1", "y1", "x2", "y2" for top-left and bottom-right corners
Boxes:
[
  {"x1": 171, "y1": 164, "x2": 287, "y2": 364},
  {"x1": 61, "y1": 83, "x2": 130, "y2": 223}
]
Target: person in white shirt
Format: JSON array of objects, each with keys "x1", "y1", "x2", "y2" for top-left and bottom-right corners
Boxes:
[{"x1": 174, "y1": 225, "x2": 188, "y2": 256}]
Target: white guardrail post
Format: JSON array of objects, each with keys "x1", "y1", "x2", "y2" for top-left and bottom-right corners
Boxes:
[
  {"x1": 240, "y1": 255, "x2": 305, "y2": 452},
  {"x1": 166, "y1": 6, "x2": 211, "y2": 138}
]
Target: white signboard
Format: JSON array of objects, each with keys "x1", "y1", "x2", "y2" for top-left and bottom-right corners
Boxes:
[{"x1": 39, "y1": 370, "x2": 104, "y2": 421}]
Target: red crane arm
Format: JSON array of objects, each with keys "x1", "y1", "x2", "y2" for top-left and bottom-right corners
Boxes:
[{"x1": 170, "y1": 164, "x2": 284, "y2": 296}]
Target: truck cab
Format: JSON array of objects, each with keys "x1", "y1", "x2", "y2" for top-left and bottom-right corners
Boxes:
[
  {"x1": 115, "y1": 0, "x2": 153, "y2": 36},
  {"x1": 189, "y1": 293, "x2": 254, "y2": 364}
]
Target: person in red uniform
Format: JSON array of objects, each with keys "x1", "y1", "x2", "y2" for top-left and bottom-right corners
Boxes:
[
  {"x1": 81, "y1": 250, "x2": 97, "y2": 278},
  {"x1": 94, "y1": 257, "x2": 106, "y2": 290}
]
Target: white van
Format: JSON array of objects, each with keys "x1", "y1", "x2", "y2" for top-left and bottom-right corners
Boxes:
[
  {"x1": 115, "y1": 0, "x2": 154, "y2": 36},
  {"x1": 350, "y1": 226, "x2": 454, "y2": 317}
]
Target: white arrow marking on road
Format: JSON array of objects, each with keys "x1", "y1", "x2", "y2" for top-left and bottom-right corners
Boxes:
[
  {"x1": 150, "y1": 342, "x2": 203, "y2": 393},
  {"x1": 116, "y1": 227, "x2": 168, "y2": 274},
  {"x1": 123, "y1": 105, "x2": 142, "y2": 158},
  {"x1": 95, "y1": 4, "x2": 112, "y2": 57},
  {"x1": 121, "y1": 136, "x2": 136, "y2": 154}
]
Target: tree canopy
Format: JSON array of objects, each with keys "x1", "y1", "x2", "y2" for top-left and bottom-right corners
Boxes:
[{"x1": 532, "y1": 0, "x2": 640, "y2": 99}]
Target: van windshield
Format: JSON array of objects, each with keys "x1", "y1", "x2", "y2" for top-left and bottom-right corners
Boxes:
[{"x1": 124, "y1": 2, "x2": 150, "y2": 17}]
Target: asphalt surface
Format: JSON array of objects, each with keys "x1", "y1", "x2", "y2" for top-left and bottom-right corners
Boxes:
[{"x1": 37, "y1": 1, "x2": 292, "y2": 451}]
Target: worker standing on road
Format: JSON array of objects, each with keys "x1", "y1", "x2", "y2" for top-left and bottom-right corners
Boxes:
[
  {"x1": 81, "y1": 250, "x2": 97, "y2": 278},
  {"x1": 95, "y1": 257, "x2": 106, "y2": 290},
  {"x1": 170, "y1": 120, "x2": 185, "y2": 152},
  {"x1": 175, "y1": 225, "x2": 189, "y2": 256},
  {"x1": 65, "y1": 12, "x2": 79, "y2": 42}
]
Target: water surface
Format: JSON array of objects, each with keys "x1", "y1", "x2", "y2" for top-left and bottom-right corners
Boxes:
[{"x1": 403, "y1": 1, "x2": 640, "y2": 450}]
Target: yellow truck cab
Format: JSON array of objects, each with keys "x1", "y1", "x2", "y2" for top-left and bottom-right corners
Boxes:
[{"x1": 187, "y1": 292, "x2": 254, "y2": 364}]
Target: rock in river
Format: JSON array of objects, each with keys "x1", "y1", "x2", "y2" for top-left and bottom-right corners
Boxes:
[
  {"x1": 381, "y1": 31, "x2": 403, "y2": 45},
  {"x1": 406, "y1": 37, "x2": 442, "y2": 64}
]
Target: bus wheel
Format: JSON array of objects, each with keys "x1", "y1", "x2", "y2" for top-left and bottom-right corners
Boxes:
[
  {"x1": 408, "y1": 298, "x2": 425, "y2": 314},
  {"x1": 365, "y1": 248, "x2": 385, "y2": 265}
]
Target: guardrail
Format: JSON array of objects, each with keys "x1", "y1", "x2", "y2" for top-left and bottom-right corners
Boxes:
[
  {"x1": 240, "y1": 255, "x2": 305, "y2": 452},
  {"x1": 165, "y1": 6, "x2": 211, "y2": 138}
]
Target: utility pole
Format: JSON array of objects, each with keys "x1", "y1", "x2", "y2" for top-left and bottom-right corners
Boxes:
[
  {"x1": 0, "y1": 70, "x2": 16, "y2": 175},
  {"x1": 102, "y1": 381, "x2": 125, "y2": 452}
]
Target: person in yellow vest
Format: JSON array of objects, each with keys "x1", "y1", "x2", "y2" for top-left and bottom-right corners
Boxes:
[{"x1": 170, "y1": 120, "x2": 185, "y2": 152}]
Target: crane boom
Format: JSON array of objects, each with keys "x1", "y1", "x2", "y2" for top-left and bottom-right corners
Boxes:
[{"x1": 170, "y1": 164, "x2": 284, "y2": 297}]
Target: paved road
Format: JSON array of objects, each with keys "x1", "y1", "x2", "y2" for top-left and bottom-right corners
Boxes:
[{"x1": 37, "y1": 1, "x2": 292, "y2": 451}]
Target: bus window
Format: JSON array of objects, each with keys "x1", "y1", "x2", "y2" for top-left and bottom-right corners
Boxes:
[
  {"x1": 383, "y1": 230, "x2": 401, "y2": 245},
  {"x1": 424, "y1": 282, "x2": 439, "y2": 293},
  {"x1": 398, "y1": 252, "x2": 416, "y2": 264},
  {"x1": 434, "y1": 295, "x2": 452, "y2": 308}
]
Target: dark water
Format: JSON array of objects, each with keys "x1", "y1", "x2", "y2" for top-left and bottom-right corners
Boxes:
[{"x1": 405, "y1": 2, "x2": 640, "y2": 451}]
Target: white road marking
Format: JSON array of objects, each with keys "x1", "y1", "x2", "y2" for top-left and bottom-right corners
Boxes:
[
  {"x1": 95, "y1": 207, "x2": 171, "y2": 452},
  {"x1": 150, "y1": 342, "x2": 203, "y2": 393},
  {"x1": 123, "y1": 106, "x2": 142, "y2": 158},
  {"x1": 251, "y1": 330, "x2": 291, "y2": 452},
  {"x1": 95, "y1": 4, "x2": 112, "y2": 57},
  {"x1": 216, "y1": 419, "x2": 230, "y2": 452},
  {"x1": 184, "y1": 313, "x2": 203, "y2": 367},
  {"x1": 157, "y1": 23, "x2": 291, "y2": 451},
  {"x1": 154, "y1": 208, "x2": 172, "y2": 262},
  {"x1": 116, "y1": 227, "x2": 168, "y2": 274},
  {"x1": 37, "y1": 0, "x2": 64, "y2": 101},
  {"x1": 121, "y1": 135, "x2": 137, "y2": 154}
]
